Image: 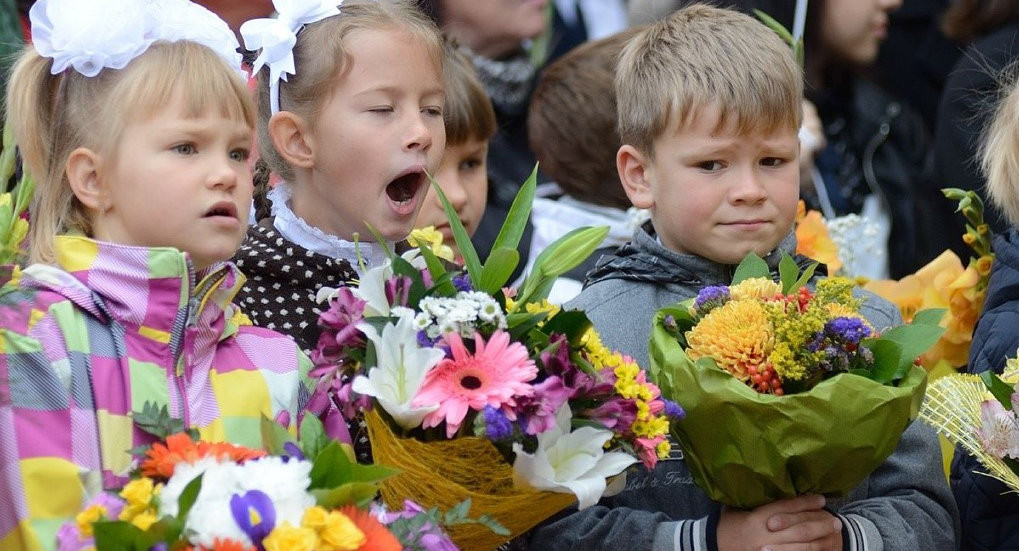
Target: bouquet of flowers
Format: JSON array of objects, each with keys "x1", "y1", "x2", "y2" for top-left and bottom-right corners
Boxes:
[
  {"x1": 0, "y1": 120, "x2": 34, "y2": 281},
  {"x1": 311, "y1": 168, "x2": 679, "y2": 548},
  {"x1": 920, "y1": 358, "x2": 1019, "y2": 492},
  {"x1": 648, "y1": 252, "x2": 945, "y2": 508},
  {"x1": 56, "y1": 413, "x2": 478, "y2": 551}
]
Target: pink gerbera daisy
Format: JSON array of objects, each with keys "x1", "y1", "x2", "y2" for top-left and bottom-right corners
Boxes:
[{"x1": 413, "y1": 330, "x2": 537, "y2": 437}]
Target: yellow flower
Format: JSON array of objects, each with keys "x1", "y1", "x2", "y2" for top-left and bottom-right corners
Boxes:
[
  {"x1": 407, "y1": 226, "x2": 455, "y2": 262},
  {"x1": 76, "y1": 504, "x2": 107, "y2": 536},
  {"x1": 864, "y1": 250, "x2": 984, "y2": 369},
  {"x1": 729, "y1": 278, "x2": 782, "y2": 301},
  {"x1": 795, "y1": 202, "x2": 842, "y2": 274},
  {"x1": 318, "y1": 511, "x2": 366, "y2": 551},
  {"x1": 119, "y1": 478, "x2": 158, "y2": 509},
  {"x1": 686, "y1": 299, "x2": 774, "y2": 380},
  {"x1": 263, "y1": 522, "x2": 319, "y2": 551},
  {"x1": 129, "y1": 511, "x2": 158, "y2": 531}
]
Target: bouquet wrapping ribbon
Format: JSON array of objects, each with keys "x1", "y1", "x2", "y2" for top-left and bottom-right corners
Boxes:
[
  {"x1": 365, "y1": 409, "x2": 576, "y2": 550},
  {"x1": 650, "y1": 308, "x2": 927, "y2": 509}
]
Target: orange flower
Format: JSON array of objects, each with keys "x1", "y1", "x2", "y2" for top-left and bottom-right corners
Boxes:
[
  {"x1": 794, "y1": 202, "x2": 842, "y2": 275},
  {"x1": 686, "y1": 300, "x2": 774, "y2": 381},
  {"x1": 140, "y1": 433, "x2": 265, "y2": 479},
  {"x1": 863, "y1": 250, "x2": 987, "y2": 369},
  {"x1": 338, "y1": 505, "x2": 402, "y2": 551},
  {"x1": 183, "y1": 539, "x2": 257, "y2": 551}
]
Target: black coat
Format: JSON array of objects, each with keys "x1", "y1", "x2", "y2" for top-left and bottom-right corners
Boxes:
[{"x1": 950, "y1": 230, "x2": 1019, "y2": 551}]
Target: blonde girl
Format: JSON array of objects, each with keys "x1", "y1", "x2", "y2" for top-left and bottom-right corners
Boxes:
[{"x1": 0, "y1": 1, "x2": 311, "y2": 546}]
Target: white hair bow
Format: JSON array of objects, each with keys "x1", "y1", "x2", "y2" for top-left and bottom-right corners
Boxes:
[
  {"x1": 241, "y1": 0, "x2": 343, "y2": 114},
  {"x1": 30, "y1": 0, "x2": 244, "y2": 78}
]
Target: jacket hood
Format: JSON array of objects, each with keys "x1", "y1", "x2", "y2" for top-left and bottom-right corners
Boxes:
[{"x1": 584, "y1": 221, "x2": 818, "y2": 289}]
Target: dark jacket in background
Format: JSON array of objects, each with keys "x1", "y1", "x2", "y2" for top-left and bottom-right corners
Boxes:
[
  {"x1": 950, "y1": 230, "x2": 1019, "y2": 551},
  {"x1": 921, "y1": 24, "x2": 1019, "y2": 264}
]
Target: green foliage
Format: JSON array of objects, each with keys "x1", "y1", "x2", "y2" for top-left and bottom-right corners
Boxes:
[{"x1": 132, "y1": 402, "x2": 198, "y2": 442}]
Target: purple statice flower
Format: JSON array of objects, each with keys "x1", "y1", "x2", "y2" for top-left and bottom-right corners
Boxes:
[
  {"x1": 452, "y1": 273, "x2": 473, "y2": 292},
  {"x1": 417, "y1": 329, "x2": 439, "y2": 349},
  {"x1": 663, "y1": 399, "x2": 686, "y2": 420},
  {"x1": 693, "y1": 285, "x2": 730, "y2": 315},
  {"x1": 824, "y1": 317, "x2": 873, "y2": 345},
  {"x1": 475, "y1": 405, "x2": 514, "y2": 441},
  {"x1": 514, "y1": 376, "x2": 572, "y2": 436}
]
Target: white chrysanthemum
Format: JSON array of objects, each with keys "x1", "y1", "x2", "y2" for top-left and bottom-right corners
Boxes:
[{"x1": 159, "y1": 456, "x2": 315, "y2": 548}]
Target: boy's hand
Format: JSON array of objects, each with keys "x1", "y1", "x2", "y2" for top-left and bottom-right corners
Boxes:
[{"x1": 717, "y1": 494, "x2": 843, "y2": 551}]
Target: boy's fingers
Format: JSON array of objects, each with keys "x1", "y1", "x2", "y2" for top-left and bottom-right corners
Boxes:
[{"x1": 762, "y1": 494, "x2": 826, "y2": 516}]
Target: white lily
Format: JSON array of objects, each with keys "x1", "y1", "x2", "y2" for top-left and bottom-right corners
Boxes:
[
  {"x1": 512, "y1": 404, "x2": 638, "y2": 509},
  {"x1": 351, "y1": 313, "x2": 444, "y2": 430}
]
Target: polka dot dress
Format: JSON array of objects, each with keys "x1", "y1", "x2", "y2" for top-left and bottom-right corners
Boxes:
[{"x1": 232, "y1": 222, "x2": 373, "y2": 460}]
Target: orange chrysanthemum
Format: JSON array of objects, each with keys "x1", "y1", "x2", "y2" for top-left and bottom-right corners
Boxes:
[
  {"x1": 686, "y1": 300, "x2": 774, "y2": 380},
  {"x1": 338, "y1": 505, "x2": 402, "y2": 551},
  {"x1": 140, "y1": 433, "x2": 266, "y2": 479}
]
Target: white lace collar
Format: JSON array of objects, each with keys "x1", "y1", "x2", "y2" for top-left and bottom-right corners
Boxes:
[{"x1": 268, "y1": 182, "x2": 391, "y2": 274}]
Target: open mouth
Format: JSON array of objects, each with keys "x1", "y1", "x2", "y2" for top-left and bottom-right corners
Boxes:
[
  {"x1": 204, "y1": 202, "x2": 238, "y2": 219},
  {"x1": 386, "y1": 170, "x2": 425, "y2": 208}
]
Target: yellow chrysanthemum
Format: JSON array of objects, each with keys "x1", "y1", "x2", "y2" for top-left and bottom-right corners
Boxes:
[
  {"x1": 729, "y1": 278, "x2": 782, "y2": 301},
  {"x1": 263, "y1": 522, "x2": 319, "y2": 551},
  {"x1": 656, "y1": 440, "x2": 671, "y2": 459},
  {"x1": 407, "y1": 226, "x2": 455, "y2": 262},
  {"x1": 686, "y1": 300, "x2": 774, "y2": 380}
]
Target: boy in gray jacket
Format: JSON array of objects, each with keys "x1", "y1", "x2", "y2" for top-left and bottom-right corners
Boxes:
[{"x1": 530, "y1": 5, "x2": 958, "y2": 551}]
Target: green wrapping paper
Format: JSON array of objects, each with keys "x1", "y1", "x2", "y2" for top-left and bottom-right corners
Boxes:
[{"x1": 650, "y1": 307, "x2": 928, "y2": 510}]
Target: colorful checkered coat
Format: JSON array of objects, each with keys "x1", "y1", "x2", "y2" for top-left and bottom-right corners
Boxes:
[{"x1": 0, "y1": 236, "x2": 313, "y2": 550}]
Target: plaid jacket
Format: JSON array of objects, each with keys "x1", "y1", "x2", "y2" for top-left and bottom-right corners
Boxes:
[{"x1": 0, "y1": 236, "x2": 312, "y2": 550}]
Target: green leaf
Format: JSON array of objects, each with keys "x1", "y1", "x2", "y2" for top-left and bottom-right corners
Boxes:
[
  {"x1": 753, "y1": 9, "x2": 794, "y2": 46},
  {"x1": 873, "y1": 322, "x2": 946, "y2": 380},
  {"x1": 308, "y1": 441, "x2": 397, "y2": 492},
  {"x1": 259, "y1": 415, "x2": 295, "y2": 456},
  {"x1": 477, "y1": 246, "x2": 520, "y2": 294},
  {"x1": 517, "y1": 226, "x2": 609, "y2": 304},
  {"x1": 444, "y1": 498, "x2": 473, "y2": 523},
  {"x1": 488, "y1": 164, "x2": 538, "y2": 263},
  {"x1": 863, "y1": 339, "x2": 903, "y2": 384},
  {"x1": 791, "y1": 262, "x2": 818, "y2": 291},
  {"x1": 731, "y1": 252, "x2": 770, "y2": 284},
  {"x1": 418, "y1": 245, "x2": 457, "y2": 296},
  {"x1": 177, "y1": 473, "x2": 204, "y2": 523},
  {"x1": 778, "y1": 252, "x2": 799, "y2": 294},
  {"x1": 980, "y1": 371, "x2": 1015, "y2": 411},
  {"x1": 298, "y1": 414, "x2": 332, "y2": 461},
  {"x1": 93, "y1": 521, "x2": 154, "y2": 550},
  {"x1": 132, "y1": 402, "x2": 194, "y2": 441},
  {"x1": 476, "y1": 514, "x2": 512, "y2": 536},
  {"x1": 429, "y1": 176, "x2": 482, "y2": 282},
  {"x1": 310, "y1": 481, "x2": 385, "y2": 509},
  {"x1": 911, "y1": 308, "x2": 948, "y2": 326},
  {"x1": 539, "y1": 310, "x2": 592, "y2": 345}
]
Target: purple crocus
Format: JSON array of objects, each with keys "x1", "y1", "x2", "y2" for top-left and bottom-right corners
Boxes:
[{"x1": 230, "y1": 490, "x2": 276, "y2": 551}]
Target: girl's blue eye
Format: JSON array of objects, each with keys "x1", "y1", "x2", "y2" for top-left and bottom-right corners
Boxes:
[
  {"x1": 173, "y1": 144, "x2": 196, "y2": 155},
  {"x1": 230, "y1": 149, "x2": 250, "y2": 162}
]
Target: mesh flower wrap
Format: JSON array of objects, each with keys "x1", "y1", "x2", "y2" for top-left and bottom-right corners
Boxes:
[{"x1": 365, "y1": 409, "x2": 575, "y2": 550}]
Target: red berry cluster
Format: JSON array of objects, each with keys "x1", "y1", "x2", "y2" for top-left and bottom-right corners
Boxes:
[{"x1": 748, "y1": 363, "x2": 784, "y2": 396}]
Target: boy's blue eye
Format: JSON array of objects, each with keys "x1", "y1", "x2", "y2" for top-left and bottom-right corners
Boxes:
[
  {"x1": 459, "y1": 158, "x2": 482, "y2": 171},
  {"x1": 173, "y1": 144, "x2": 196, "y2": 155},
  {"x1": 761, "y1": 157, "x2": 786, "y2": 167},
  {"x1": 697, "y1": 161, "x2": 723, "y2": 171},
  {"x1": 230, "y1": 149, "x2": 250, "y2": 162},
  {"x1": 369, "y1": 106, "x2": 394, "y2": 114}
]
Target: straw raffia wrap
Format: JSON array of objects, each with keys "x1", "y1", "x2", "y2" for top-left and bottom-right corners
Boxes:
[{"x1": 365, "y1": 409, "x2": 576, "y2": 551}]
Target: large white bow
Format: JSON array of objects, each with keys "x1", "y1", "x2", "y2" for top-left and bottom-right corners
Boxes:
[
  {"x1": 30, "y1": 0, "x2": 244, "y2": 78},
  {"x1": 241, "y1": 0, "x2": 342, "y2": 114}
]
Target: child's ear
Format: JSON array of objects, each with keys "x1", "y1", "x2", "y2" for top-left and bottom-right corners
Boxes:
[
  {"x1": 66, "y1": 147, "x2": 108, "y2": 212},
  {"x1": 268, "y1": 111, "x2": 315, "y2": 169},
  {"x1": 618, "y1": 144, "x2": 654, "y2": 209}
]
